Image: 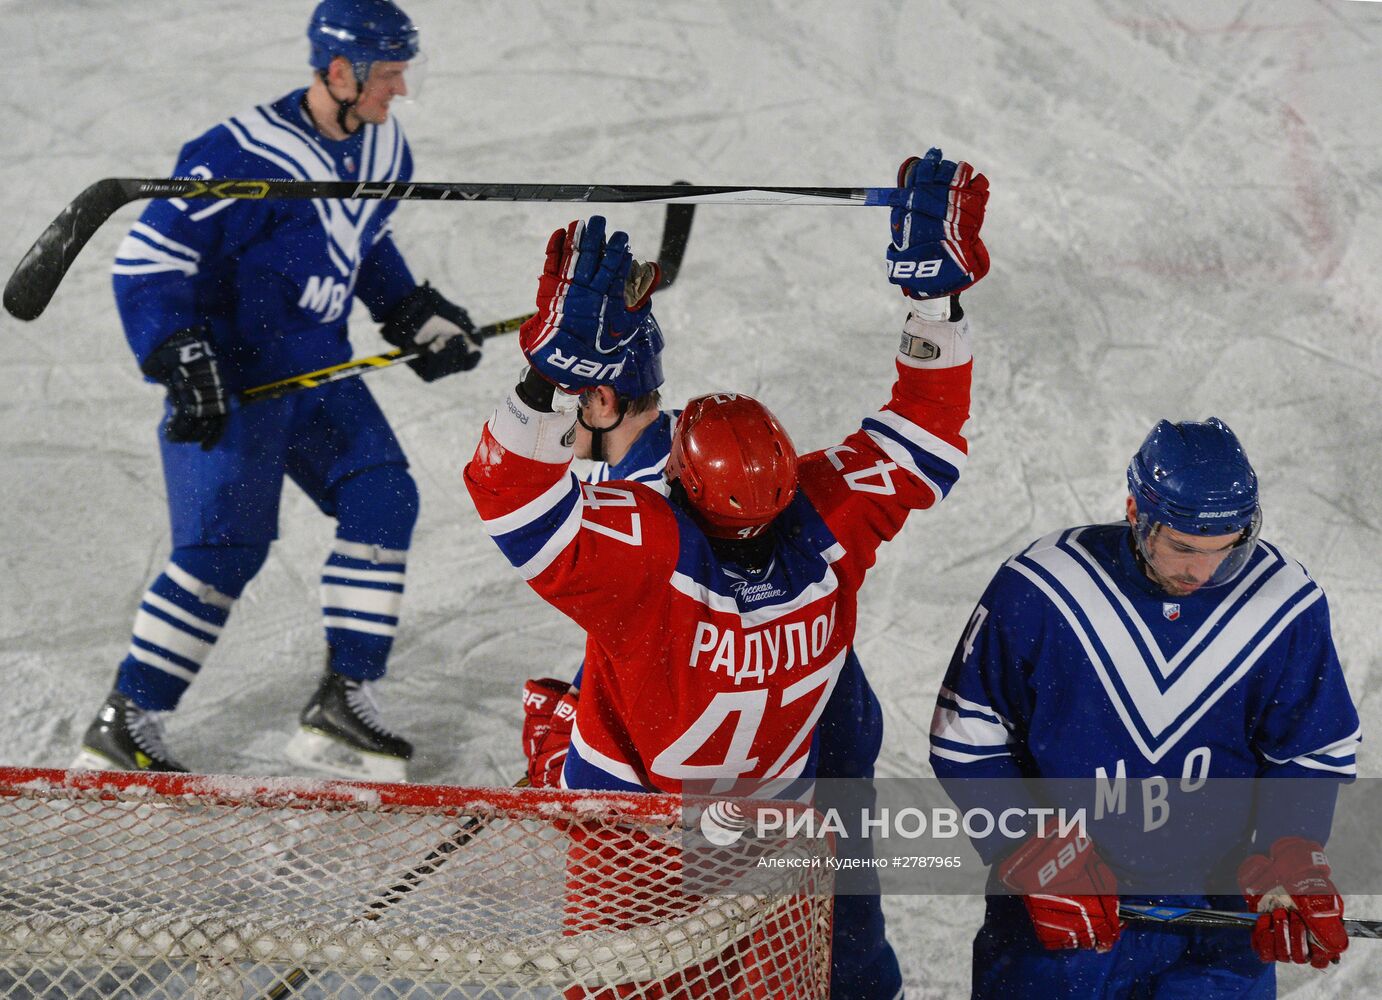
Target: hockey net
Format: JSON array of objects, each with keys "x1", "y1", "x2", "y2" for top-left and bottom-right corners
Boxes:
[{"x1": 0, "y1": 767, "x2": 833, "y2": 999}]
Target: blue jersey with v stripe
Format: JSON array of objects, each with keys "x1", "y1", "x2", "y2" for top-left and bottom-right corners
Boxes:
[
  {"x1": 112, "y1": 88, "x2": 417, "y2": 389},
  {"x1": 931, "y1": 522, "x2": 1358, "y2": 877}
]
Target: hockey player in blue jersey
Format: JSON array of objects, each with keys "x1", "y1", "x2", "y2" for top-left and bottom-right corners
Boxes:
[
  {"x1": 72, "y1": 0, "x2": 480, "y2": 781},
  {"x1": 930, "y1": 418, "x2": 1359, "y2": 998}
]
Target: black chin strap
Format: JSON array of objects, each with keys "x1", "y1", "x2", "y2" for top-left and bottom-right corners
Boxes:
[
  {"x1": 578, "y1": 397, "x2": 630, "y2": 464},
  {"x1": 313, "y1": 69, "x2": 363, "y2": 136}
]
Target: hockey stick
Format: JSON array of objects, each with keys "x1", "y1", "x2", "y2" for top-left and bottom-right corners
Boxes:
[
  {"x1": 240, "y1": 195, "x2": 695, "y2": 404},
  {"x1": 6, "y1": 176, "x2": 851, "y2": 321},
  {"x1": 240, "y1": 313, "x2": 522, "y2": 403},
  {"x1": 261, "y1": 778, "x2": 532, "y2": 1000},
  {"x1": 1119, "y1": 903, "x2": 1382, "y2": 939}
]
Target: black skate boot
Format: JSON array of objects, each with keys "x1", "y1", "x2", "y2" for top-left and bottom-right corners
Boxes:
[
  {"x1": 71, "y1": 691, "x2": 189, "y2": 773},
  {"x1": 285, "y1": 668, "x2": 413, "y2": 782}
]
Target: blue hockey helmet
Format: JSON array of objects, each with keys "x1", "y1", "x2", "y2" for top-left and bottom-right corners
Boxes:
[
  {"x1": 308, "y1": 0, "x2": 419, "y2": 79},
  {"x1": 1127, "y1": 417, "x2": 1262, "y2": 587},
  {"x1": 609, "y1": 313, "x2": 665, "y2": 400}
]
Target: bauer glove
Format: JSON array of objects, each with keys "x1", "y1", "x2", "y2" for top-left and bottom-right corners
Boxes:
[
  {"x1": 140, "y1": 327, "x2": 229, "y2": 450},
  {"x1": 998, "y1": 829, "x2": 1122, "y2": 951},
  {"x1": 521, "y1": 677, "x2": 578, "y2": 789},
  {"x1": 887, "y1": 148, "x2": 990, "y2": 299},
  {"x1": 381, "y1": 282, "x2": 482, "y2": 382},
  {"x1": 519, "y1": 215, "x2": 660, "y2": 393},
  {"x1": 1238, "y1": 837, "x2": 1348, "y2": 968}
]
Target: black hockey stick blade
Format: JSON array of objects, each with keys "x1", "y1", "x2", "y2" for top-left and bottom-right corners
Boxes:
[
  {"x1": 240, "y1": 197, "x2": 696, "y2": 404},
  {"x1": 4, "y1": 178, "x2": 132, "y2": 321},
  {"x1": 654, "y1": 181, "x2": 696, "y2": 291},
  {"x1": 1120, "y1": 903, "x2": 1382, "y2": 939},
  {"x1": 3, "y1": 176, "x2": 858, "y2": 321}
]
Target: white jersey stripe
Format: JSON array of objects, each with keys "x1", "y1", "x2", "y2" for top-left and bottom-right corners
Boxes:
[
  {"x1": 331, "y1": 538, "x2": 408, "y2": 564},
  {"x1": 140, "y1": 592, "x2": 224, "y2": 639},
  {"x1": 320, "y1": 565, "x2": 407, "y2": 586},
  {"x1": 129, "y1": 223, "x2": 201, "y2": 261},
  {"x1": 518, "y1": 498, "x2": 584, "y2": 582},
  {"x1": 113, "y1": 237, "x2": 199, "y2": 276},
  {"x1": 867, "y1": 407, "x2": 968, "y2": 473},
  {"x1": 126, "y1": 644, "x2": 197, "y2": 684},
  {"x1": 132, "y1": 609, "x2": 214, "y2": 664},
  {"x1": 111, "y1": 261, "x2": 197, "y2": 277},
  {"x1": 931, "y1": 744, "x2": 1013, "y2": 765},
  {"x1": 481, "y1": 471, "x2": 581, "y2": 537},
  {"x1": 322, "y1": 615, "x2": 397, "y2": 638},
  {"x1": 932, "y1": 703, "x2": 1013, "y2": 747},
  {"x1": 669, "y1": 559, "x2": 840, "y2": 628},
  {"x1": 164, "y1": 563, "x2": 234, "y2": 610},
  {"x1": 569, "y1": 719, "x2": 644, "y2": 787},
  {"x1": 1011, "y1": 538, "x2": 1323, "y2": 762},
  {"x1": 321, "y1": 582, "x2": 404, "y2": 618},
  {"x1": 938, "y1": 684, "x2": 1013, "y2": 729},
  {"x1": 188, "y1": 198, "x2": 237, "y2": 222}
]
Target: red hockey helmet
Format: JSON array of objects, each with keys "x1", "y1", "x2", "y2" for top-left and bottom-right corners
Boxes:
[{"x1": 666, "y1": 393, "x2": 799, "y2": 539}]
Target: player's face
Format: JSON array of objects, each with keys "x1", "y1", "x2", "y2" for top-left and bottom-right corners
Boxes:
[
  {"x1": 354, "y1": 60, "x2": 411, "y2": 123},
  {"x1": 1139, "y1": 523, "x2": 1242, "y2": 596}
]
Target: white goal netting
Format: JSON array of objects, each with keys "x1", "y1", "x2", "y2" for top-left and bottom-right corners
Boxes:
[{"x1": 0, "y1": 767, "x2": 832, "y2": 1000}]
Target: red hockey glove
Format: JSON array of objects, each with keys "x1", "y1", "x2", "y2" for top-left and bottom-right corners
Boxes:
[
  {"x1": 521, "y1": 678, "x2": 578, "y2": 788},
  {"x1": 886, "y1": 148, "x2": 990, "y2": 299},
  {"x1": 1237, "y1": 837, "x2": 1347, "y2": 968},
  {"x1": 998, "y1": 830, "x2": 1121, "y2": 951},
  {"x1": 518, "y1": 216, "x2": 660, "y2": 392}
]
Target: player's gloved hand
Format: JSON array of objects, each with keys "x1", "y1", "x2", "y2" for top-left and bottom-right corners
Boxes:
[
  {"x1": 381, "y1": 282, "x2": 482, "y2": 382},
  {"x1": 521, "y1": 678, "x2": 578, "y2": 788},
  {"x1": 1238, "y1": 837, "x2": 1347, "y2": 968},
  {"x1": 519, "y1": 215, "x2": 661, "y2": 393},
  {"x1": 887, "y1": 148, "x2": 990, "y2": 299},
  {"x1": 998, "y1": 830, "x2": 1122, "y2": 951},
  {"x1": 140, "y1": 327, "x2": 229, "y2": 450}
]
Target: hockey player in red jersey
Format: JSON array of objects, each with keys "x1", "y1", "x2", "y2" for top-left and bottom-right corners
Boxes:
[{"x1": 466, "y1": 149, "x2": 989, "y2": 999}]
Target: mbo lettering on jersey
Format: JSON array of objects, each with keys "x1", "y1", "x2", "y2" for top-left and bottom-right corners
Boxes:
[{"x1": 298, "y1": 273, "x2": 356, "y2": 323}]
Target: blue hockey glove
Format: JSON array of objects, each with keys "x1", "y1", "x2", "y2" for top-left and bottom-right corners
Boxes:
[
  {"x1": 519, "y1": 215, "x2": 660, "y2": 392},
  {"x1": 140, "y1": 327, "x2": 229, "y2": 450},
  {"x1": 381, "y1": 282, "x2": 482, "y2": 382},
  {"x1": 886, "y1": 148, "x2": 990, "y2": 299}
]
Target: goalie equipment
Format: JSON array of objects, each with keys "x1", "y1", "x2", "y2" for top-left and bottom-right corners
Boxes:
[
  {"x1": 70, "y1": 691, "x2": 189, "y2": 773},
  {"x1": 666, "y1": 393, "x2": 799, "y2": 540},
  {"x1": 285, "y1": 668, "x2": 413, "y2": 782}
]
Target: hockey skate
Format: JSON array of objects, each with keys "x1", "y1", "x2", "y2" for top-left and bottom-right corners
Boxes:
[
  {"x1": 285, "y1": 669, "x2": 413, "y2": 782},
  {"x1": 71, "y1": 691, "x2": 189, "y2": 773}
]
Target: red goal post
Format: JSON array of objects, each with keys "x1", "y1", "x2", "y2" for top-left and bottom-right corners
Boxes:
[{"x1": 0, "y1": 766, "x2": 832, "y2": 999}]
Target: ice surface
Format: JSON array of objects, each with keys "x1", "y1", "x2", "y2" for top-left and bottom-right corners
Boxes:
[{"x1": 1, "y1": 1, "x2": 1378, "y2": 996}]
